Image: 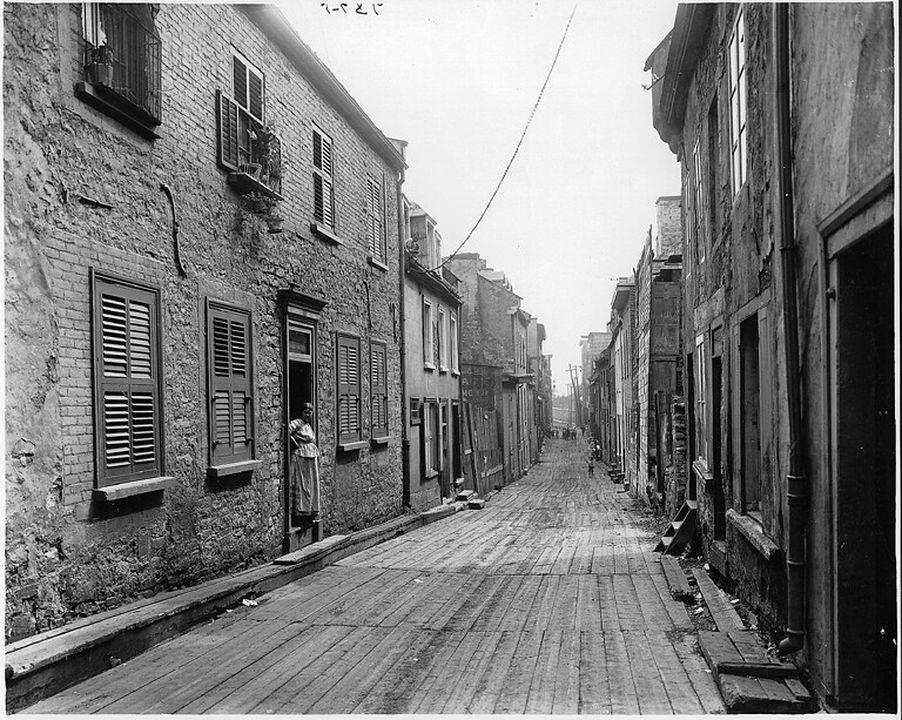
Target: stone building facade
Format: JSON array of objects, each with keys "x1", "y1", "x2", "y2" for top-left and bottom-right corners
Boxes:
[
  {"x1": 648, "y1": 2, "x2": 895, "y2": 711},
  {"x1": 4, "y1": 3, "x2": 406, "y2": 640},
  {"x1": 446, "y1": 253, "x2": 539, "y2": 486}
]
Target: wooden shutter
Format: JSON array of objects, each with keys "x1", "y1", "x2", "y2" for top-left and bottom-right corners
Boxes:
[
  {"x1": 207, "y1": 303, "x2": 253, "y2": 464},
  {"x1": 313, "y1": 129, "x2": 335, "y2": 227},
  {"x1": 217, "y1": 90, "x2": 239, "y2": 170},
  {"x1": 337, "y1": 334, "x2": 361, "y2": 444},
  {"x1": 248, "y1": 68, "x2": 263, "y2": 122},
  {"x1": 94, "y1": 278, "x2": 161, "y2": 485},
  {"x1": 367, "y1": 176, "x2": 384, "y2": 261},
  {"x1": 233, "y1": 55, "x2": 247, "y2": 107},
  {"x1": 371, "y1": 342, "x2": 388, "y2": 439}
]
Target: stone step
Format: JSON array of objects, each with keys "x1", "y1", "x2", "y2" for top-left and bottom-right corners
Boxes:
[
  {"x1": 455, "y1": 489, "x2": 476, "y2": 502},
  {"x1": 467, "y1": 498, "x2": 486, "y2": 510}
]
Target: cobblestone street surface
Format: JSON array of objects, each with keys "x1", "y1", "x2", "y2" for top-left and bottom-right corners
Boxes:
[{"x1": 25, "y1": 440, "x2": 725, "y2": 714}]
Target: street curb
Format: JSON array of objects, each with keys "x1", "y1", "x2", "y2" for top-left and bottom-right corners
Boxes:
[{"x1": 4, "y1": 503, "x2": 462, "y2": 712}]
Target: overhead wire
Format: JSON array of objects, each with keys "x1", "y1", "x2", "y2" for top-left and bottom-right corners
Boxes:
[{"x1": 426, "y1": 4, "x2": 578, "y2": 273}]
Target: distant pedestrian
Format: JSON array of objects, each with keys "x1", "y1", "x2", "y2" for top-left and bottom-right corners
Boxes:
[{"x1": 587, "y1": 455, "x2": 595, "y2": 477}]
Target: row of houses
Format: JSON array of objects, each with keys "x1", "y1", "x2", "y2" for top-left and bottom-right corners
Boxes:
[
  {"x1": 3, "y1": 3, "x2": 551, "y2": 642},
  {"x1": 583, "y1": 3, "x2": 895, "y2": 712}
]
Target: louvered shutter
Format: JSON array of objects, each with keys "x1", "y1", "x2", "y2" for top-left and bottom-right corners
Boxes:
[
  {"x1": 233, "y1": 56, "x2": 248, "y2": 108},
  {"x1": 313, "y1": 129, "x2": 335, "y2": 228},
  {"x1": 207, "y1": 303, "x2": 253, "y2": 464},
  {"x1": 94, "y1": 279, "x2": 161, "y2": 485},
  {"x1": 367, "y1": 176, "x2": 384, "y2": 261},
  {"x1": 248, "y1": 69, "x2": 263, "y2": 122},
  {"x1": 337, "y1": 334, "x2": 361, "y2": 444},
  {"x1": 217, "y1": 90, "x2": 239, "y2": 170},
  {"x1": 371, "y1": 342, "x2": 388, "y2": 439}
]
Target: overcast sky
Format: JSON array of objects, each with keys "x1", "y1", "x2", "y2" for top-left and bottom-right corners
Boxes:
[{"x1": 280, "y1": 0, "x2": 681, "y2": 395}]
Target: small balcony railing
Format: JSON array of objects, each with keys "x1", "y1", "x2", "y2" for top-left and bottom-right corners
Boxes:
[
  {"x1": 82, "y1": 4, "x2": 162, "y2": 125},
  {"x1": 217, "y1": 91, "x2": 283, "y2": 199}
]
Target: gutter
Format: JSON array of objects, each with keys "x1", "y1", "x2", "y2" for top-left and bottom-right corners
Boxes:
[{"x1": 773, "y1": 3, "x2": 807, "y2": 655}]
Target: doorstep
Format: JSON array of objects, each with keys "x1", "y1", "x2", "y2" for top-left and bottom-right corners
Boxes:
[{"x1": 5, "y1": 502, "x2": 463, "y2": 712}]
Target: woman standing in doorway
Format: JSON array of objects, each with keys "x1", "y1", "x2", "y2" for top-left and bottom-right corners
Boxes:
[{"x1": 289, "y1": 402, "x2": 320, "y2": 518}]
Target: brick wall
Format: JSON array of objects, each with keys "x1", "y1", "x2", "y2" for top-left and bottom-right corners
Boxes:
[{"x1": 4, "y1": 3, "x2": 404, "y2": 640}]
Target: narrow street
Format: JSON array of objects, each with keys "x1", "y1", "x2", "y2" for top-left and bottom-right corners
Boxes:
[{"x1": 25, "y1": 440, "x2": 725, "y2": 715}]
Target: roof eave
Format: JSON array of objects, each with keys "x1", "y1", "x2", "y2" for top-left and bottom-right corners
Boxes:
[{"x1": 239, "y1": 5, "x2": 407, "y2": 172}]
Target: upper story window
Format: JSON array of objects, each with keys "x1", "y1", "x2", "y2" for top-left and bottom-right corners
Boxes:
[
  {"x1": 438, "y1": 306, "x2": 448, "y2": 371},
  {"x1": 313, "y1": 127, "x2": 336, "y2": 229},
  {"x1": 728, "y1": 8, "x2": 747, "y2": 196},
  {"x1": 422, "y1": 298, "x2": 435, "y2": 370},
  {"x1": 217, "y1": 52, "x2": 281, "y2": 197},
  {"x1": 336, "y1": 333, "x2": 362, "y2": 447},
  {"x1": 693, "y1": 139, "x2": 705, "y2": 263},
  {"x1": 366, "y1": 174, "x2": 386, "y2": 264},
  {"x1": 450, "y1": 313, "x2": 459, "y2": 374},
  {"x1": 79, "y1": 4, "x2": 162, "y2": 136}
]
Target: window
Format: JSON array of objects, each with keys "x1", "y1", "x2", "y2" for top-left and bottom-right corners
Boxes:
[
  {"x1": 707, "y1": 95, "x2": 719, "y2": 237},
  {"x1": 739, "y1": 315, "x2": 761, "y2": 515},
  {"x1": 366, "y1": 174, "x2": 386, "y2": 264},
  {"x1": 693, "y1": 139, "x2": 705, "y2": 263},
  {"x1": 694, "y1": 333, "x2": 708, "y2": 464},
  {"x1": 217, "y1": 53, "x2": 280, "y2": 195},
  {"x1": 370, "y1": 341, "x2": 388, "y2": 440},
  {"x1": 450, "y1": 313, "x2": 459, "y2": 373},
  {"x1": 92, "y1": 276, "x2": 162, "y2": 485},
  {"x1": 337, "y1": 333, "x2": 361, "y2": 445},
  {"x1": 432, "y1": 230, "x2": 442, "y2": 275},
  {"x1": 438, "y1": 306, "x2": 448, "y2": 371},
  {"x1": 207, "y1": 303, "x2": 254, "y2": 466},
  {"x1": 728, "y1": 8, "x2": 747, "y2": 195},
  {"x1": 422, "y1": 298, "x2": 435, "y2": 369},
  {"x1": 313, "y1": 127, "x2": 336, "y2": 228},
  {"x1": 79, "y1": 4, "x2": 162, "y2": 133}
]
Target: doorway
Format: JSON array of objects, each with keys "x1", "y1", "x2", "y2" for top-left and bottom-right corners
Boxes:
[
  {"x1": 284, "y1": 314, "x2": 318, "y2": 550},
  {"x1": 830, "y1": 220, "x2": 895, "y2": 711}
]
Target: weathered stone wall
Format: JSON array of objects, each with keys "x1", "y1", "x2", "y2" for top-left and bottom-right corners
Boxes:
[
  {"x1": 4, "y1": 3, "x2": 404, "y2": 640},
  {"x1": 654, "y1": 196, "x2": 683, "y2": 257}
]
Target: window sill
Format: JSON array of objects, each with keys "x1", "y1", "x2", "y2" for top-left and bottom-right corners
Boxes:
[
  {"x1": 424, "y1": 363, "x2": 435, "y2": 372},
  {"x1": 692, "y1": 458, "x2": 713, "y2": 482},
  {"x1": 337, "y1": 440, "x2": 367, "y2": 452},
  {"x1": 371, "y1": 435, "x2": 390, "y2": 447},
  {"x1": 207, "y1": 460, "x2": 261, "y2": 479},
  {"x1": 367, "y1": 256, "x2": 388, "y2": 271},
  {"x1": 75, "y1": 81, "x2": 162, "y2": 140},
  {"x1": 439, "y1": 366, "x2": 449, "y2": 374},
  {"x1": 726, "y1": 508, "x2": 780, "y2": 560},
  {"x1": 93, "y1": 475, "x2": 174, "y2": 501},
  {"x1": 227, "y1": 171, "x2": 283, "y2": 201},
  {"x1": 311, "y1": 222, "x2": 343, "y2": 245},
  {"x1": 451, "y1": 369, "x2": 460, "y2": 377},
  {"x1": 424, "y1": 470, "x2": 439, "y2": 479}
]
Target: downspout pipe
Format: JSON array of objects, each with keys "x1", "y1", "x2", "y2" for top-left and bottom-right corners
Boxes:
[
  {"x1": 774, "y1": 3, "x2": 808, "y2": 655},
  {"x1": 396, "y1": 168, "x2": 411, "y2": 509}
]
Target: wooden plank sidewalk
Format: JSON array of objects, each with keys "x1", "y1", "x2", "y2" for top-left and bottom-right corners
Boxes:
[{"x1": 24, "y1": 439, "x2": 725, "y2": 715}]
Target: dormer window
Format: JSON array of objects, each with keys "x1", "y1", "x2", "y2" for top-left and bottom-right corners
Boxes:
[{"x1": 78, "y1": 3, "x2": 162, "y2": 137}]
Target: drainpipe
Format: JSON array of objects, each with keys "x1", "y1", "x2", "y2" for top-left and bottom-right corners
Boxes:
[
  {"x1": 396, "y1": 168, "x2": 410, "y2": 509},
  {"x1": 774, "y1": 3, "x2": 807, "y2": 655}
]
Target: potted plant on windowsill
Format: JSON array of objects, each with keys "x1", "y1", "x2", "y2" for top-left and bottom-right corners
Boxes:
[
  {"x1": 264, "y1": 211, "x2": 284, "y2": 235},
  {"x1": 85, "y1": 43, "x2": 114, "y2": 86}
]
